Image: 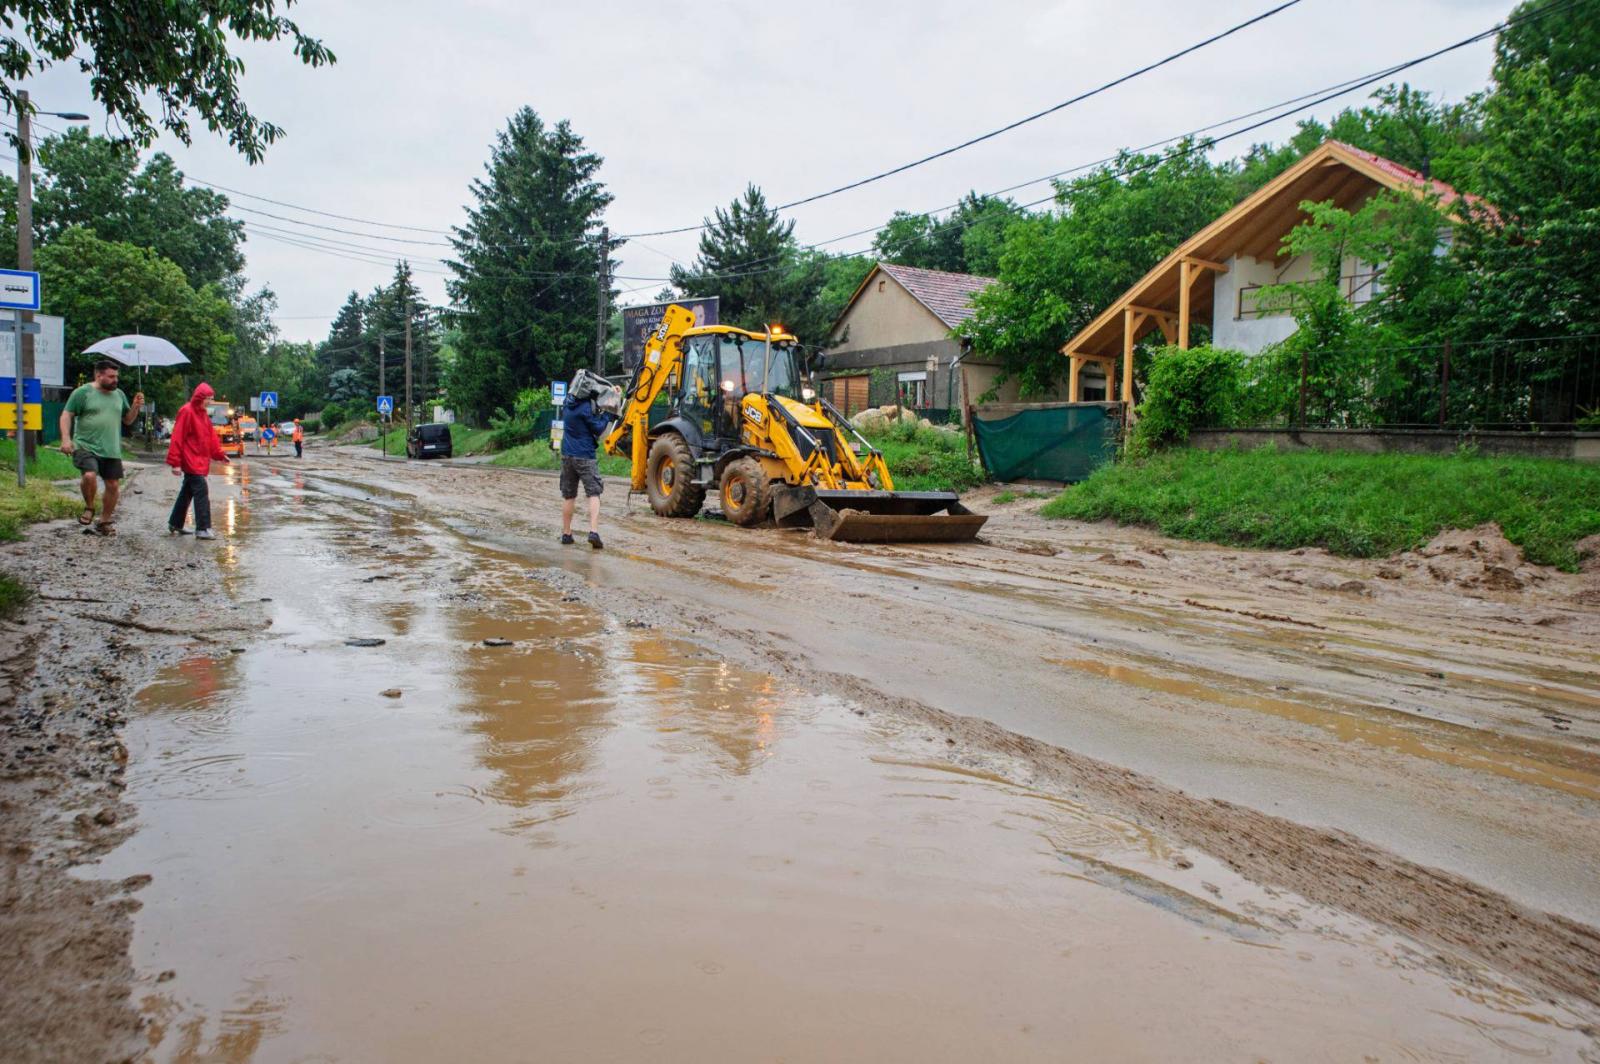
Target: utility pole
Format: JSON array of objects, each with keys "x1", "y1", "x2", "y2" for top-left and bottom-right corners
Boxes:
[
  {"x1": 403, "y1": 297, "x2": 413, "y2": 435},
  {"x1": 378, "y1": 333, "x2": 386, "y2": 456},
  {"x1": 594, "y1": 226, "x2": 609, "y2": 373},
  {"x1": 15, "y1": 90, "x2": 34, "y2": 463}
]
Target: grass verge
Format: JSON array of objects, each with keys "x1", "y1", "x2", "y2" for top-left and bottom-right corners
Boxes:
[
  {"x1": 491, "y1": 442, "x2": 632, "y2": 478},
  {"x1": 0, "y1": 477, "x2": 82, "y2": 540},
  {"x1": 0, "y1": 439, "x2": 80, "y2": 479},
  {"x1": 0, "y1": 572, "x2": 28, "y2": 620},
  {"x1": 863, "y1": 424, "x2": 986, "y2": 493},
  {"x1": 1042, "y1": 447, "x2": 1600, "y2": 570}
]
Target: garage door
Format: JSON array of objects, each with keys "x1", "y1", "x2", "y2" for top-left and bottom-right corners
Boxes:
[{"x1": 830, "y1": 375, "x2": 870, "y2": 415}]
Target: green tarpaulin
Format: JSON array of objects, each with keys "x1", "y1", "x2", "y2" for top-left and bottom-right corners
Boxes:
[{"x1": 972, "y1": 404, "x2": 1120, "y2": 483}]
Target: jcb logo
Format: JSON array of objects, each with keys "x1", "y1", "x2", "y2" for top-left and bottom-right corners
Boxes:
[{"x1": 744, "y1": 406, "x2": 764, "y2": 426}]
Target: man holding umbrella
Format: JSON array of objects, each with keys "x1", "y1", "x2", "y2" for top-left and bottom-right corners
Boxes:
[{"x1": 59, "y1": 359, "x2": 142, "y2": 535}]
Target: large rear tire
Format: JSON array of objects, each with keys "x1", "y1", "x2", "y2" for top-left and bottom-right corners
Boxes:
[
  {"x1": 720, "y1": 457, "x2": 772, "y2": 527},
  {"x1": 646, "y1": 434, "x2": 704, "y2": 518}
]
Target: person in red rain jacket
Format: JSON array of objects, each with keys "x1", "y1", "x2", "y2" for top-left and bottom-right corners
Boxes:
[{"x1": 165, "y1": 382, "x2": 230, "y2": 539}]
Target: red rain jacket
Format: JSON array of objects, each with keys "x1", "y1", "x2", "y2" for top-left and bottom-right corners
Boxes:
[{"x1": 166, "y1": 382, "x2": 229, "y2": 475}]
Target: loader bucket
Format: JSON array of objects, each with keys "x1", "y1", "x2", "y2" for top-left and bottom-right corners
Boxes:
[{"x1": 772, "y1": 487, "x2": 988, "y2": 544}]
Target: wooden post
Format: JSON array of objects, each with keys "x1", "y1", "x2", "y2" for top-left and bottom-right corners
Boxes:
[
  {"x1": 1178, "y1": 259, "x2": 1192, "y2": 350},
  {"x1": 1124, "y1": 315, "x2": 1136, "y2": 407},
  {"x1": 1439, "y1": 339, "x2": 1452, "y2": 427},
  {"x1": 1068, "y1": 355, "x2": 1081, "y2": 403}
]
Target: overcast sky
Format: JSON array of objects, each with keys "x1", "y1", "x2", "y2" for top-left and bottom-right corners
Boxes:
[{"x1": 15, "y1": 0, "x2": 1509, "y2": 343}]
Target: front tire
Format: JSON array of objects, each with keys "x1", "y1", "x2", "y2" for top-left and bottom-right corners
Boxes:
[
  {"x1": 720, "y1": 457, "x2": 771, "y2": 527},
  {"x1": 646, "y1": 434, "x2": 705, "y2": 518}
]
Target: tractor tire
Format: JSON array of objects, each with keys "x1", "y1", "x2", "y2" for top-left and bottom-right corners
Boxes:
[
  {"x1": 646, "y1": 433, "x2": 704, "y2": 518},
  {"x1": 720, "y1": 457, "x2": 772, "y2": 527}
]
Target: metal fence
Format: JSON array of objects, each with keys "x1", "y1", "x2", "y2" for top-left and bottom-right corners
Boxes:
[{"x1": 1232, "y1": 333, "x2": 1600, "y2": 432}]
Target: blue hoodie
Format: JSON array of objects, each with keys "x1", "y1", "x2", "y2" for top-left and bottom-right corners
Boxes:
[{"x1": 560, "y1": 396, "x2": 615, "y2": 459}]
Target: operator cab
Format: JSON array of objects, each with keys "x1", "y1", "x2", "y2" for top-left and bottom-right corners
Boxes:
[{"x1": 675, "y1": 330, "x2": 802, "y2": 447}]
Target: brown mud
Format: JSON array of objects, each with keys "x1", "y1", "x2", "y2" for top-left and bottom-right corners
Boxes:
[
  {"x1": 0, "y1": 462, "x2": 261, "y2": 1062},
  {"x1": 2, "y1": 445, "x2": 1598, "y2": 1060}
]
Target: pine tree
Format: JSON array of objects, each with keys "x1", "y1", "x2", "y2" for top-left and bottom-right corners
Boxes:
[
  {"x1": 318, "y1": 290, "x2": 368, "y2": 392},
  {"x1": 670, "y1": 185, "x2": 824, "y2": 337},
  {"x1": 446, "y1": 108, "x2": 612, "y2": 421}
]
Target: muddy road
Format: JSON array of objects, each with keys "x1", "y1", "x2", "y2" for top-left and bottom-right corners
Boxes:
[{"x1": 5, "y1": 446, "x2": 1599, "y2": 1061}]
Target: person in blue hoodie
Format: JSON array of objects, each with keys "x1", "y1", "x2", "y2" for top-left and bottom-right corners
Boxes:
[{"x1": 559, "y1": 386, "x2": 618, "y2": 548}]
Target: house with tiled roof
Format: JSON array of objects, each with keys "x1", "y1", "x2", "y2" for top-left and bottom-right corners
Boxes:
[
  {"x1": 1059, "y1": 139, "x2": 1480, "y2": 404},
  {"x1": 824, "y1": 262, "x2": 1057, "y2": 417}
]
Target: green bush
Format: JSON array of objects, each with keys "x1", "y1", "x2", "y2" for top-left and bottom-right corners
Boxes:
[
  {"x1": 863, "y1": 422, "x2": 986, "y2": 493},
  {"x1": 1133, "y1": 344, "x2": 1246, "y2": 450}
]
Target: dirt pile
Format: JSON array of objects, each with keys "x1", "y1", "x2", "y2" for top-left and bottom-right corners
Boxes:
[{"x1": 1386, "y1": 523, "x2": 1553, "y2": 594}]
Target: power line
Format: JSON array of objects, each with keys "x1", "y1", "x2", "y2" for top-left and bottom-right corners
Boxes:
[{"x1": 621, "y1": 0, "x2": 1308, "y2": 237}]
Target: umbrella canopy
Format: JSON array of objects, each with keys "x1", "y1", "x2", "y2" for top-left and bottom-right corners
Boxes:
[{"x1": 84, "y1": 334, "x2": 190, "y2": 369}]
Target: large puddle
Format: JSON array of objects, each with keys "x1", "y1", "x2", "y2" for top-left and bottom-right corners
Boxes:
[{"x1": 92, "y1": 464, "x2": 1598, "y2": 1061}]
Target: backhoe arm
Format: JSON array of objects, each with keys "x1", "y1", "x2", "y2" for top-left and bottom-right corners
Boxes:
[{"x1": 603, "y1": 303, "x2": 698, "y2": 492}]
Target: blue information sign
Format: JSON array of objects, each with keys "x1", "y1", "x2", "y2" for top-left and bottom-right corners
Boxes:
[
  {"x1": 0, "y1": 269, "x2": 41, "y2": 311},
  {"x1": 259, "y1": 391, "x2": 278, "y2": 410},
  {"x1": 376, "y1": 395, "x2": 394, "y2": 416},
  {"x1": 0, "y1": 377, "x2": 42, "y2": 403},
  {"x1": 551, "y1": 381, "x2": 567, "y2": 406}
]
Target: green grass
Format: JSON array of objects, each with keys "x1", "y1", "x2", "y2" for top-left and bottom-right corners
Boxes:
[
  {"x1": 1042, "y1": 447, "x2": 1600, "y2": 570},
  {"x1": 863, "y1": 424, "x2": 986, "y2": 493},
  {"x1": 0, "y1": 477, "x2": 82, "y2": 540},
  {"x1": 491, "y1": 442, "x2": 632, "y2": 478},
  {"x1": 0, "y1": 438, "x2": 81, "y2": 479},
  {"x1": 0, "y1": 572, "x2": 28, "y2": 620},
  {"x1": 992, "y1": 489, "x2": 1052, "y2": 505}
]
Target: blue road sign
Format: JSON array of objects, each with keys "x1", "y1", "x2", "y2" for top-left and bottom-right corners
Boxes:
[
  {"x1": 376, "y1": 395, "x2": 394, "y2": 416},
  {"x1": 0, "y1": 269, "x2": 41, "y2": 311},
  {"x1": 551, "y1": 381, "x2": 567, "y2": 406},
  {"x1": 259, "y1": 391, "x2": 279, "y2": 409},
  {"x1": 0, "y1": 377, "x2": 42, "y2": 403}
]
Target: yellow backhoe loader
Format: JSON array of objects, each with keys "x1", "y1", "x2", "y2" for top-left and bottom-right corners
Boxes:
[{"x1": 600, "y1": 304, "x2": 986, "y2": 543}]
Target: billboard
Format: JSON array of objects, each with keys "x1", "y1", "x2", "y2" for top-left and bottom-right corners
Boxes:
[
  {"x1": 621, "y1": 297, "x2": 718, "y2": 372},
  {"x1": 0, "y1": 314, "x2": 66, "y2": 387}
]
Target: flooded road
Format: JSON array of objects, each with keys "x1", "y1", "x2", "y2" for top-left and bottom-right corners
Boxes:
[{"x1": 93, "y1": 463, "x2": 1599, "y2": 1061}]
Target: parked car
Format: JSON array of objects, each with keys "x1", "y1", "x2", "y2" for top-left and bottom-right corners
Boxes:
[{"x1": 407, "y1": 423, "x2": 453, "y2": 459}]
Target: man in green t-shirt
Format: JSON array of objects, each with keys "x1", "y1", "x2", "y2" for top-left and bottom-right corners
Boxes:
[{"x1": 59, "y1": 360, "x2": 143, "y2": 535}]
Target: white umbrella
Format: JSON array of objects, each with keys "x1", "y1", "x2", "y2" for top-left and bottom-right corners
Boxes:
[{"x1": 84, "y1": 334, "x2": 191, "y2": 392}]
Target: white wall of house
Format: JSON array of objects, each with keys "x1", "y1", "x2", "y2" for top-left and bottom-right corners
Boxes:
[{"x1": 1211, "y1": 251, "x2": 1384, "y2": 355}]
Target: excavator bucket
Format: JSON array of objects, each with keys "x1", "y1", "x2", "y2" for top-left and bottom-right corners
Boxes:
[{"x1": 772, "y1": 487, "x2": 988, "y2": 544}]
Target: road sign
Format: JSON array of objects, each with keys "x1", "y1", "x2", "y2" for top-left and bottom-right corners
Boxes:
[
  {"x1": 551, "y1": 381, "x2": 567, "y2": 406},
  {"x1": 259, "y1": 391, "x2": 278, "y2": 410},
  {"x1": 0, "y1": 403, "x2": 41, "y2": 430},
  {"x1": 249, "y1": 396, "x2": 262, "y2": 412},
  {"x1": 376, "y1": 395, "x2": 394, "y2": 416},
  {"x1": 0, "y1": 378, "x2": 42, "y2": 404},
  {"x1": 0, "y1": 269, "x2": 40, "y2": 311}
]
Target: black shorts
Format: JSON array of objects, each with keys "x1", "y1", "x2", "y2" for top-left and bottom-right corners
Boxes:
[
  {"x1": 70, "y1": 450, "x2": 124, "y2": 481},
  {"x1": 559, "y1": 457, "x2": 603, "y2": 499}
]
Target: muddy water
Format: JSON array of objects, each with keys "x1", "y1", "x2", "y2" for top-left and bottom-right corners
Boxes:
[{"x1": 93, "y1": 468, "x2": 1597, "y2": 1062}]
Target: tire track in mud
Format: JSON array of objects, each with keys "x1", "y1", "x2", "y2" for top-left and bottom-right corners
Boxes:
[
  {"x1": 602, "y1": 588, "x2": 1600, "y2": 1017},
  {"x1": 330, "y1": 450, "x2": 1600, "y2": 1017}
]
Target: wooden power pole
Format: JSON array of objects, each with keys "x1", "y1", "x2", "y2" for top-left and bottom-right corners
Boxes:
[
  {"x1": 15, "y1": 90, "x2": 34, "y2": 460},
  {"x1": 594, "y1": 226, "x2": 609, "y2": 373},
  {"x1": 404, "y1": 298, "x2": 413, "y2": 432}
]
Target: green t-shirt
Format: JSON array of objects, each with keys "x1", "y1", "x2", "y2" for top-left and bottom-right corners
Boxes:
[{"x1": 65, "y1": 384, "x2": 129, "y2": 459}]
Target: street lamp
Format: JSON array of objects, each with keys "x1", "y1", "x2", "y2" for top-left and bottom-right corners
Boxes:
[{"x1": 11, "y1": 92, "x2": 87, "y2": 484}]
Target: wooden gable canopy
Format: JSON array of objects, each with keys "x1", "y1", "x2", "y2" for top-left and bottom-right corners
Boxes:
[{"x1": 1058, "y1": 140, "x2": 1479, "y2": 404}]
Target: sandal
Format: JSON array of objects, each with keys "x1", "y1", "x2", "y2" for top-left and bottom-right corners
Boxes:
[
  {"x1": 78, "y1": 508, "x2": 94, "y2": 525},
  {"x1": 92, "y1": 521, "x2": 116, "y2": 537}
]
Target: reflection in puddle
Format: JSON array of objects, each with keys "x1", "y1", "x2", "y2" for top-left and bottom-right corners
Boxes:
[{"x1": 95, "y1": 474, "x2": 1599, "y2": 1063}]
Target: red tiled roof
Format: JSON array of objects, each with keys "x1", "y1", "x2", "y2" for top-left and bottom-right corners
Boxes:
[
  {"x1": 878, "y1": 263, "x2": 996, "y2": 329},
  {"x1": 1328, "y1": 140, "x2": 1487, "y2": 212}
]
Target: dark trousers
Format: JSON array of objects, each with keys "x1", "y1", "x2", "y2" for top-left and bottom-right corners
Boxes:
[
  {"x1": 168, "y1": 473, "x2": 212, "y2": 531},
  {"x1": 294, "y1": 440, "x2": 303, "y2": 458}
]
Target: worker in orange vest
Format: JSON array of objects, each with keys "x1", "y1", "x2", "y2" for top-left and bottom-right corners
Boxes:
[{"x1": 292, "y1": 419, "x2": 304, "y2": 458}]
